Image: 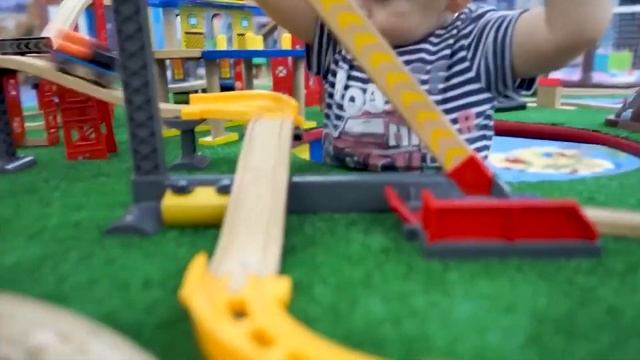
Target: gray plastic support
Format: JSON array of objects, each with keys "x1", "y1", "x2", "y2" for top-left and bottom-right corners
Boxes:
[
  {"x1": 105, "y1": 202, "x2": 163, "y2": 236},
  {"x1": 107, "y1": 0, "x2": 168, "y2": 235},
  {"x1": 164, "y1": 119, "x2": 210, "y2": 171},
  {"x1": 0, "y1": 72, "x2": 35, "y2": 174},
  {"x1": 111, "y1": 0, "x2": 167, "y2": 203},
  {"x1": 170, "y1": 172, "x2": 463, "y2": 213},
  {"x1": 423, "y1": 241, "x2": 601, "y2": 259}
]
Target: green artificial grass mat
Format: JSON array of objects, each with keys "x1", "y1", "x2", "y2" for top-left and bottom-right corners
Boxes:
[{"x1": 1, "y1": 106, "x2": 640, "y2": 360}]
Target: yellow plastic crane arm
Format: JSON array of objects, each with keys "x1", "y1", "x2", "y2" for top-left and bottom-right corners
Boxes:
[{"x1": 306, "y1": 0, "x2": 495, "y2": 195}]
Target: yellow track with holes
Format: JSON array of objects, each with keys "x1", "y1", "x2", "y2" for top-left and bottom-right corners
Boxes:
[{"x1": 307, "y1": 0, "x2": 475, "y2": 171}]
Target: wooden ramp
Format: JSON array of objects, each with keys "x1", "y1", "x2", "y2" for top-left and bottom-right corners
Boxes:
[
  {"x1": 209, "y1": 118, "x2": 294, "y2": 290},
  {"x1": 0, "y1": 55, "x2": 182, "y2": 118}
]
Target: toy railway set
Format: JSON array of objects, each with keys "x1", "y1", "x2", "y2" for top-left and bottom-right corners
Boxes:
[{"x1": 2, "y1": 0, "x2": 640, "y2": 359}]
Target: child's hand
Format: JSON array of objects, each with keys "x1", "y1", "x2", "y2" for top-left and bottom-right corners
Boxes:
[
  {"x1": 250, "y1": 0, "x2": 318, "y2": 43},
  {"x1": 512, "y1": 0, "x2": 612, "y2": 78}
]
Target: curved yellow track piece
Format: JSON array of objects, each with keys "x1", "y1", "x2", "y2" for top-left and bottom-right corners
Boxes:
[
  {"x1": 179, "y1": 253, "x2": 378, "y2": 360},
  {"x1": 181, "y1": 91, "x2": 305, "y2": 128},
  {"x1": 306, "y1": 0, "x2": 475, "y2": 172}
]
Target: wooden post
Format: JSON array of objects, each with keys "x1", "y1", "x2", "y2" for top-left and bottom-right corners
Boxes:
[
  {"x1": 199, "y1": 60, "x2": 240, "y2": 146},
  {"x1": 536, "y1": 77, "x2": 563, "y2": 108},
  {"x1": 205, "y1": 59, "x2": 223, "y2": 139},
  {"x1": 163, "y1": 8, "x2": 178, "y2": 48},
  {"x1": 293, "y1": 57, "x2": 305, "y2": 119},
  {"x1": 155, "y1": 59, "x2": 169, "y2": 102}
]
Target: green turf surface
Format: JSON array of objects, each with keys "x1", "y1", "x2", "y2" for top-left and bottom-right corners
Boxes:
[{"x1": 1, "y1": 106, "x2": 640, "y2": 360}]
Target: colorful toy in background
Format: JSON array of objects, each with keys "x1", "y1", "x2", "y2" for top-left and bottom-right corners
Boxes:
[
  {"x1": 52, "y1": 28, "x2": 119, "y2": 88},
  {"x1": 0, "y1": 0, "x2": 118, "y2": 167},
  {"x1": 148, "y1": 0, "x2": 323, "y2": 107},
  {"x1": 606, "y1": 88, "x2": 640, "y2": 132}
]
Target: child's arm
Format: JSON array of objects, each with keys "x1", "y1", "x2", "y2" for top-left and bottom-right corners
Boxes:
[
  {"x1": 250, "y1": 0, "x2": 318, "y2": 43},
  {"x1": 512, "y1": 0, "x2": 613, "y2": 78}
]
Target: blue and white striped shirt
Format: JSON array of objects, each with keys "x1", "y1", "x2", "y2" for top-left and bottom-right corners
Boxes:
[{"x1": 307, "y1": 4, "x2": 536, "y2": 171}]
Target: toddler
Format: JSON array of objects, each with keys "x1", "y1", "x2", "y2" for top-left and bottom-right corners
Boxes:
[{"x1": 255, "y1": 0, "x2": 612, "y2": 171}]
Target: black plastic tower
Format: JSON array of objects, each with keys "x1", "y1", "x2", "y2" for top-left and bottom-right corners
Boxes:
[
  {"x1": 0, "y1": 71, "x2": 36, "y2": 173},
  {"x1": 106, "y1": 0, "x2": 168, "y2": 235}
]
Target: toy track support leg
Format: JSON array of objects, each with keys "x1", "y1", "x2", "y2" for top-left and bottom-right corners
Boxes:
[
  {"x1": 97, "y1": 100, "x2": 117, "y2": 153},
  {"x1": 92, "y1": 0, "x2": 117, "y2": 154},
  {"x1": 0, "y1": 71, "x2": 36, "y2": 173},
  {"x1": 106, "y1": 0, "x2": 169, "y2": 236},
  {"x1": 1, "y1": 71, "x2": 25, "y2": 147},
  {"x1": 58, "y1": 86, "x2": 109, "y2": 160},
  {"x1": 36, "y1": 80, "x2": 59, "y2": 146}
]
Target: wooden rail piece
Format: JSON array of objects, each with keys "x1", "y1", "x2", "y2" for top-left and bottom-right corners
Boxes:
[
  {"x1": 153, "y1": 49, "x2": 203, "y2": 60},
  {"x1": 42, "y1": 0, "x2": 94, "y2": 38},
  {"x1": 0, "y1": 55, "x2": 183, "y2": 118},
  {"x1": 584, "y1": 207, "x2": 640, "y2": 238},
  {"x1": 209, "y1": 118, "x2": 294, "y2": 290}
]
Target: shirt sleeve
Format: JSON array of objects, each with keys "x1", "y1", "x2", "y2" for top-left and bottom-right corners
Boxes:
[
  {"x1": 463, "y1": 6, "x2": 537, "y2": 98},
  {"x1": 306, "y1": 20, "x2": 339, "y2": 80}
]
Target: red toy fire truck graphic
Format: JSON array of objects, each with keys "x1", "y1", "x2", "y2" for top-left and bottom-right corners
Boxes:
[{"x1": 327, "y1": 110, "x2": 423, "y2": 171}]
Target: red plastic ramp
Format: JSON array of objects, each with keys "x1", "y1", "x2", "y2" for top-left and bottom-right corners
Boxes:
[{"x1": 385, "y1": 187, "x2": 601, "y2": 259}]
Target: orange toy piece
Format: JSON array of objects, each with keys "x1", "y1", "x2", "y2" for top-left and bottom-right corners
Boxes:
[{"x1": 53, "y1": 28, "x2": 94, "y2": 60}]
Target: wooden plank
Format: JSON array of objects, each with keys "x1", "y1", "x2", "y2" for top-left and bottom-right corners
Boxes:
[
  {"x1": 209, "y1": 119, "x2": 294, "y2": 290},
  {"x1": 0, "y1": 55, "x2": 183, "y2": 118},
  {"x1": 293, "y1": 57, "x2": 306, "y2": 118},
  {"x1": 168, "y1": 80, "x2": 206, "y2": 94},
  {"x1": 204, "y1": 59, "x2": 225, "y2": 139},
  {"x1": 585, "y1": 207, "x2": 640, "y2": 238},
  {"x1": 154, "y1": 49, "x2": 203, "y2": 60},
  {"x1": 562, "y1": 87, "x2": 639, "y2": 97},
  {"x1": 42, "y1": 0, "x2": 93, "y2": 38}
]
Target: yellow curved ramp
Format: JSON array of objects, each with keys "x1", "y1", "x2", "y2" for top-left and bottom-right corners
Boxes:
[
  {"x1": 0, "y1": 55, "x2": 182, "y2": 118},
  {"x1": 179, "y1": 253, "x2": 376, "y2": 360},
  {"x1": 179, "y1": 105, "x2": 375, "y2": 358},
  {"x1": 181, "y1": 91, "x2": 305, "y2": 127}
]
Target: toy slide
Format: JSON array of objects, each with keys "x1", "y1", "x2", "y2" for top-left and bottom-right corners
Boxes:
[
  {"x1": 178, "y1": 91, "x2": 374, "y2": 359},
  {"x1": 0, "y1": 55, "x2": 182, "y2": 118}
]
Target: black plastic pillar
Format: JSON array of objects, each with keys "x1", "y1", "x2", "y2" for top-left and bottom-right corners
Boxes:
[
  {"x1": 106, "y1": 0, "x2": 168, "y2": 235},
  {"x1": 0, "y1": 71, "x2": 36, "y2": 174}
]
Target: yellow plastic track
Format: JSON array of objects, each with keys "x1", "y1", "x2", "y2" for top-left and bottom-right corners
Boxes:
[
  {"x1": 307, "y1": 0, "x2": 475, "y2": 171},
  {"x1": 179, "y1": 253, "x2": 378, "y2": 360},
  {"x1": 181, "y1": 90, "x2": 305, "y2": 128}
]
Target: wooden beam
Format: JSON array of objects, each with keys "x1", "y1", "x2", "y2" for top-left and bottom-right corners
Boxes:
[{"x1": 209, "y1": 118, "x2": 294, "y2": 291}]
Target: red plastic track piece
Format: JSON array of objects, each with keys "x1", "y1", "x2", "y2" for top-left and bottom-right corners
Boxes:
[
  {"x1": 494, "y1": 120, "x2": 640, "y2": 157},
  {"x1": 1, "y1": 72, "x2": 25, "y2": 146},
  {"x1": 420, "y1": 191, "x2": 599, "y2": 243},
  {"x1": 447, "y1": 153, "x2": 494, "y2": 196},
  {"x1": 37, "y1": 80, "x2": 59, "y2": 146},
  {"x1": 384, "y1": 186, "x2": 420, "y2": 225},
  {"x1": 58, "y1": 86, "x2": 109, "y2": 160}
]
